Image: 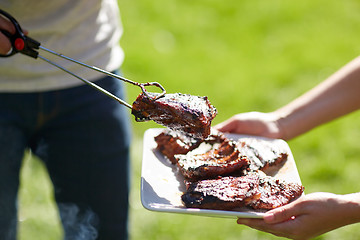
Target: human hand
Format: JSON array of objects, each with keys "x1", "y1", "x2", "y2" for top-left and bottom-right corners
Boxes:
[
  {"x1": 214, "y1": 112, "x2": 283, "y2": 139},
  {"x1": 0, "y1": 13, "x2": 15, "y2": 54},
  {"x1": 236, "y1": 192, "x2": 360, "y2": 240}
]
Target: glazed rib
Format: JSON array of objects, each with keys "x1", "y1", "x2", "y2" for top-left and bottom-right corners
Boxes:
[
  {"x1": 154, "y1": 130, "x2": 203, "y2": 164},
  {"x1": 182, "y1": 173, "x2": 261, "y2": 210},
  {"x1": 237, "y1": 138, "x2": 288, "y2": 171},
  {"x1": 132, "y1": 93, "x2": 217, "y2": 139},
  {"x1": 154, "y1": 130, "x2": 227, "y2": 164},
  {"x1": 182, "y1": 172, "x2": 304, "y2": 210},
  {"x1": 175, "y1": 139, "x2": 249, "y2": 181},
  {"x1": 251, "y1": 175, "x2": 304, "y2": 209}
]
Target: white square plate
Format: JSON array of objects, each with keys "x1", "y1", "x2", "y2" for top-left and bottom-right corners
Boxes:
[{"x1": 141, "y1": 128, "x2": 302, "y2": 218}]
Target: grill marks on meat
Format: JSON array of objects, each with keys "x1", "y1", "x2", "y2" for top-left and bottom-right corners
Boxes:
[
  {"x1": 155, "y1": 130, "x2": 248, "y2": 180},
  {"x1": 252, "y1": 176, "x2": 304, "y2": 209},
  {"x1": 175, "y1": 139, "x2": 249, "y2": 181},
  {"x1": 237, "y1": 139, "x2": 288, "y2": 171},
  {"x1": 132, "y1": 93, "x2": 217, "y2": 139},
  {"x1": 154, "y1": 130, "x2": 288, "y2": 178},
  {"x1": 154, "y1": 130, "x2": 203, "y2": 164},
  {"x1": 155, "y1": 130, "x2": 227, "y2": 164},
  {"x1": 182, "y1": 172, "x2": 304, "y2": 210},
  {"x1": 182, "y1": 173, "x2": 261, "y2": 210}
]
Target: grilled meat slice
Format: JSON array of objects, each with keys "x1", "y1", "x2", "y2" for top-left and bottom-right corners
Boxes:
[
  {"x1": 154, "y1": 130, "x2": 228, "y2": 164},
  {"x1": 154, "y1": 130, "x2": 203, "y2": 164},
  {"x1": 132, "y1": 92, "x2": 217, "y2": 139},
  {"x1": 251, "y1": 175, "x2": 304, "y2": 210},
  {"x1": 182, "y1": 173, "x2": 261, "y2": 210},
  {"x1": 175, "y1": 139, "x2": 249, "y2": 181},
  {"x1": 182, "y1": 172, "x2": 304, "y2": 210},
  {"x1": 237, "y1": 138, "x2": 288, "y2": 171}
]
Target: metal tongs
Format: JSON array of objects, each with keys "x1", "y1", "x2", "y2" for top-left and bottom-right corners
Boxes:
[{"x1": 0, "y1": 9, "x2": 166, "y2": 113}]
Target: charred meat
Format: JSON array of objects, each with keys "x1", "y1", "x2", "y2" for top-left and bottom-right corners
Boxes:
[
  {"x1": 154, "y1": 130, "x2": 227, "y2": 164},
  {"x1": 182, "y1": 173, "x2": 261, "y2": 210},
  {"x1": 237, "y1": 138, "x2": 288, "y2": 171},
  {"x1": 132, "y1": 93, "x2": 217, "y2": 139},
  {"x1": 175, "y1": 139, "x2": 249, "y2": 181},
  {"x1": 182, "y1": 172, "x2": 304, "y2": 210},
  {"x1": 251, "y1": 175, "x2": 304, "y2": 209},
  {"x1": 155, "y1": 130, "x2": 288, "y2": 178},
  {"x1": 154, "y1": 130, "x2": 203, "y2": 164}
]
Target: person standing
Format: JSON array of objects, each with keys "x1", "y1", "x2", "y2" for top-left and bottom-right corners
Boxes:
[{"x1": 0, "y1": 1, "x2": 131, "y2": 239}]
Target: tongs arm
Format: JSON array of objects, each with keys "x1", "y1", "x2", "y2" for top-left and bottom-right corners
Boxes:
[
  {"x1": 39, "y1": 46, "x2": 166, "y2": 105},
  {"x1": 39, "y1": 46, "x2": 166, "y2": 109},
  {"x1": 38, "y1": 55, "x2": 133, "y2": 108}
]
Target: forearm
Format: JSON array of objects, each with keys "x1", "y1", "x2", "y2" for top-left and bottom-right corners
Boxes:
[
  {"x1": 341, "y1": 192, "x2": 360, "y2": 225},
  {"x1": 274, "y1": 56, "x2": 360, "y2": 140}
]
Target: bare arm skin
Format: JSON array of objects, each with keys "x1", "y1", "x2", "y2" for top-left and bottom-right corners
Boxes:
[
  {"x1": 275, "y1": 56, "x2": 360, "y2": 140},
  {"x1": 215, "y1": 56, "x2": 360, "y2": 140}
]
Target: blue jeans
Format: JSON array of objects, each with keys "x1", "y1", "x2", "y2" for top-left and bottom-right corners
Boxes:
[{"x1": 0, "y1": 74, "x2": 132, "y2": 240}]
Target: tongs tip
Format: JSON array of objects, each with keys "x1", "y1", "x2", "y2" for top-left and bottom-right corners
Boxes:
[
  {"x1": 130, "y1": 81, "x2": 166, "y2": 122},
  {"x1": 140, "y1": 82, "x2": 166, "y2": 100}
]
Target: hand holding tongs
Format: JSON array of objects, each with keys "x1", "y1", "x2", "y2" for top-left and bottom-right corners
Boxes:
[{"x1": 0, "y1": 9, "x2": 166, "y2": 111}]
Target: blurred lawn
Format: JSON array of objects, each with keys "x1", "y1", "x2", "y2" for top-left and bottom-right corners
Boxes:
[{"x1": 18, "y1": 1, "x2": 360, "y2": 239}]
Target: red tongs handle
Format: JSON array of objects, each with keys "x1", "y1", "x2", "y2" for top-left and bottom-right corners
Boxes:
[{"x1": 0, "y1": 9, "x2": 40, "y2": 58}]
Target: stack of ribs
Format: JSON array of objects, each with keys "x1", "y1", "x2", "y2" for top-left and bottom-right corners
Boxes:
[
  {"x1": 132, "y1": 92, "x2": 217, "y2": 139},
  {"x1": 154, "y1": 129, "x2": 304, "y2": 211}
]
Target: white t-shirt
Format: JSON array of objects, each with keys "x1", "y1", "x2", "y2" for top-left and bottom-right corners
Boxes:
[{"x1": 0, "y1": 0, "x2": 124, "y2": 92}]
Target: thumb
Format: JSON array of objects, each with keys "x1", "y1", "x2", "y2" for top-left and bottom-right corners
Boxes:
[
  {"x1": 214, "y1": 121, "x2": 235, "y2": 133},
  {"x1": 263, "y1": 201, "x2": 302, "y2": 224},
  {"x1": 214, "y1": 117, "x2": 242, "y2": 133},
  {"x1": 0, "y1": 32, "x2": 12, "y2": 54}
]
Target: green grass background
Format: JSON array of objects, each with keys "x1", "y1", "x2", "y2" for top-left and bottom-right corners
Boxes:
[{"x1": 18, "y1": 1, "x2": 360, "y2": 239}]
